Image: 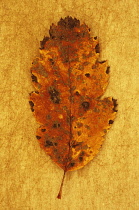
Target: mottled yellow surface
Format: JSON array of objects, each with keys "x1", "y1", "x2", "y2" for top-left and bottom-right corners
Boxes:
[{"x1": 1, "y1": 0, "x2": 139, "y2": 209}]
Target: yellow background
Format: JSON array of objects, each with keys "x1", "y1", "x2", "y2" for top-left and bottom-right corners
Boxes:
[{"x1": 1, "y1": 0, "x2": 139, "y2": 209}]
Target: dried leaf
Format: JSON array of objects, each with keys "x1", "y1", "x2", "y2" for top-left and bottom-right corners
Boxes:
[{"x1": 29, "y1": 16, "x2": 118, "y2": 199}]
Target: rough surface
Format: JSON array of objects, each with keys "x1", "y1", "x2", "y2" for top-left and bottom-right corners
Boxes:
[
  {"x1": 1, "y1": 0, "x2": 139, "y2": 209},
  {"x1": 29, "y1": 17, "x2": 117, "y2": 173}
]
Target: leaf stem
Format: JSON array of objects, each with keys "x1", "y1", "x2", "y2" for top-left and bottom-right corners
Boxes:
[{"x1": 57, "y1": 170, "x2": 66, "y2": 199}]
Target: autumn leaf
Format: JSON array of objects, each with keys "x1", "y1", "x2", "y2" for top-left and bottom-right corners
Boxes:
[{"x1": 29, "y1": 16, "x2": 118, "y2": 199}]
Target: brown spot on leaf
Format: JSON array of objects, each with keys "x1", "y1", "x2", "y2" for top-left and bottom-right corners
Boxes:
[
  {"x1": 48, "y1": 86, "x2": 60, "y2": 104},
  {"x1": 82, "y1": 101, "x2": 90, "y2": 110},
  {"x1": 45, "y1": 140, "x2": 53, "y2": 147}
]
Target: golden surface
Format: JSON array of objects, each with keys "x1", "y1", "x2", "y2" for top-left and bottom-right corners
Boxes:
[{"x1": 1, "y1": 0, "x2": 139, "y2": 209}]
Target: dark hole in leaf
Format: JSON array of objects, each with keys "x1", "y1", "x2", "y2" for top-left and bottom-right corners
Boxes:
[
  {"x1": 94, "y1": 36, "x2": 97, "y2": 40},
  {"x1": 60, "y1": 35, "x2": 65, "y2": 40},
  {"x1": 45, "y1": 140, "x2": 53, "y2": 147},
  {"x1": 95, "y1": 43, "x2": 100, "y2": 53},
  {"x1": 82, "y1": 101, "x2": 90, "y2": 110},
  {"x1": 35, "y1": 91, "x2": 39, "y2": 94},
  {"x1": 112, "y1": 98, "x2": 118, "y2": 112},
  {"x1": 36, "y1": 136, "x2": 41, "y2": 140},
  {"x1": 106, "y1": 66, "x2": 110, "y2": 74},
  {"x1": 85, "y1": 73, "x2": 90, "y2": 77},
  {"x1": 48, "y1": 87, "x2": 60, "y2": 104},
  {"x1": 109, "y1": 120, "x2": 114, "y2": 124},
  {"x1": 75, "y1": 91, "x2": 80, "y2": 96},
  {"x1": 41, "y1": 129, "x2": 46, "y2": 132},
  {"x1": 99, "y1": 60, "x2": 106, "y2": 64},
  {"x1": 29, "y1": 101, "x2": 34, "y2": 112},
  {"x1": 53, "y1": 123, "x2": 60, "y2": 128},
  {"x1": 31, "y1": 74, "x2": 38, "y2": 83}
]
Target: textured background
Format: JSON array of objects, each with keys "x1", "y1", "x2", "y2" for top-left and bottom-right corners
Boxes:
[{"x1": 1, "y1": 0, "x2": 139, "y2": 209}]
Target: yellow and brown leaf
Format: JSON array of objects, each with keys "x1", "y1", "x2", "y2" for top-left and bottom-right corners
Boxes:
[{"x1": 29, "y1": 16, "x2": 118, "y2": 198}]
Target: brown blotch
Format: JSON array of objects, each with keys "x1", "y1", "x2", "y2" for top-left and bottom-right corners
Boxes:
[
  {"x1": 53, "y1": 123, "x2": 61, "y2": 128},
  {"x1": 41, "y1": 129, "x2": 46, "y2": 132},
  {"x1": 31, "y1": 74, "x2": 38, "y2": 83},
  {"x1": 40, "y1": 36, "x2": 49, "y2": 49},
  {"x1": 45, "y1": 140, "x2": 53, "y2": 147},
  {"x1": 80, "y1": 151, "x2": 85, "y2": 156},
  {"x1": 82, "y1": 101, "x2": 90, "y2": 110},
  {"x1": 83, "y1": 61, "x2": 90, "y2": 66},
  {"x1": 79, "y1": 156, "x2": 83, "y2": 161},
  {"x1": 78, "y1": 64, "x2": 84, "y2": 70},
  {"x1": 92, "y1": 65, "x2": 97, "y2": 69},
  {"x1": 94, "y1": 36, "x2": 97, "y2": 40},
  {"x1": 70, "y1": 162, "x2": 75, "y2": 167},
  {"x1": 77, "y1": 122, "x2": 83, "y2": 128},
  {"x1": 49, "y1": 58, "x2": 55, "y2": 65},
  {"x1": 48, "y1": 86, "x2": 60, "y2": 104},
  {"x1": 77, "y1": 131, "x2": 82, "y2": 136},
  {"x1": 46, "y1": 114, "x2": 51, "y2": 119},
  {"x1": 84, "y1": 125, "x2": 90, "y2": 130}
]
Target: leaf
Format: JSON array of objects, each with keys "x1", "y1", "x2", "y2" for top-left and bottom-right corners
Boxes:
[{"x1": 29, "y1": 16, "x2": 118, "y2": 199}]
